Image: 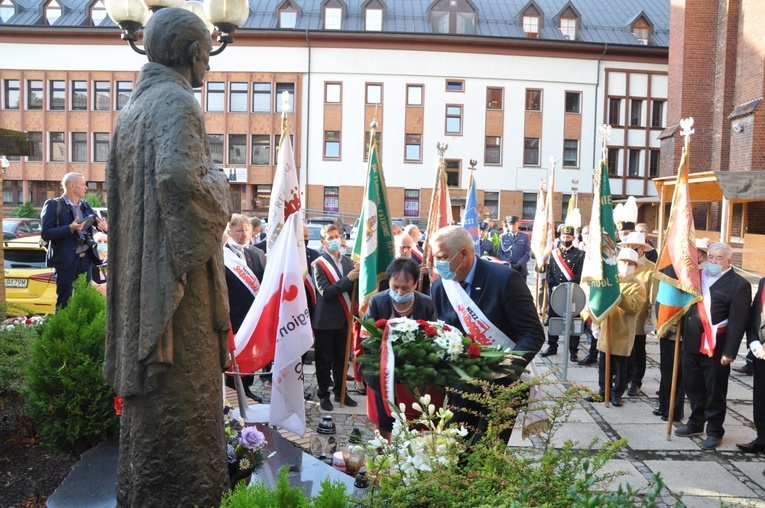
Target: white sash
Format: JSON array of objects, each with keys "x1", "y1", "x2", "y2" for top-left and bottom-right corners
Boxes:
[
  {"x1": 442, "y1": 279, "x2": 548, "y2": 439},
  {"x1": 551, "y1": 249, "x2": 575, "y2": 281},
  {"x1": 223, "y1": 246, "x2": 261, "y2": 298}
]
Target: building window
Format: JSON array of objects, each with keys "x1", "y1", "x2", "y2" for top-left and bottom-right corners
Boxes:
[
  {"x1": 49, "y1": 80, "x2": 65, "y2": 110},
  {"x1": 523, "y1": 137, "x2": 539, "y2": 166},
  {"x1": 560, "y1": 17, "x2": 576, "y2": 39},
  {"x1": 46, "y1": 0, "x2": 61, "y2": 24},
  {"x1": 607, "y1": 148, "x2": 619, "y2": 175},
  {"x1": 523, "y1": 15, "x2": 539, "y2": 38},
  {"x1": 91, "y1": 0, "x2": 107, "y2": 25},
  {"x1": 324, "y1": 6, "x2": 342, "y2": 30},
  {"x1": 4, "y1": 79, "x2": 19, "y2": 109},
  {"x1": 324, "y1": 131, "x2": 341, "y2": 159},
  {"x1": 209, "y1": 134, "x2": 223, "y2": 165},
  {"x1": 325, "y1": 82, "x2": 341, "y2": 103},
  {"x1": 27, "y1": 80, "x2": 43, "y2": 110},
  {"x1": 431, "y1": 3, "x2": 475, "y2": 35},
  {"x1": 229, "y1": 82, "x2": 247, "y2": 112},
  {"x1": 633, "y1": 18, "x2": 650, "y2": 45},
  {"x1": 364, "y1": 131, "x2": 381, "y2": 160},
  {"x1": 206, "y1": 82, "x2": 224, "y2": 112},
  {"x1": 0, "y1": 0, "x2": 14, "y2": 22},
  {"x1": 404, "y1": 189, "x2": 419, "y2": 217},
  {"x1": 252, "y1": 82, "x2": 271, "y2": 112},
  {"x1": 193, "y1": 88, "x2": 202, "y2": 106},
  {"x1": 405, "y1": 134, "x2": 421, "y2": 162},
  {"x1": 630, "y1": 100, "x2": 643, "y2": 126},
  {"x1": 651, "y1": 100, "x2": 665, "y2": 128},
  {"x1": 250, "y1": 135, "x2": 270, "y2": 165},
  {"x1": 485, "y1": 136, "x2": 501, "y2": 165},
  {"x1": 71, "y1": 80, "x2": 87, "y2": 110},
  {"x1": 49, "y1": 132, "x2": 65, "y2": 162},
  {"x1": 324, "y1": 186, "x2": 339, "y2": 213},
  {"x1": 94, "y1": 133, "x2": 109, "y2": 162},
  {"x1": 608, "y1": 98, "x2": 621, "y2": 125},
  {"x1": 445, "y1": 159, "x2": 460, "y2": 187},
  {"x1": 565, "y1": 91, "x2": 581, "y2": 113},
  {"x1": 628, "y1": 149, "x2": 641, "y2": 176},
  {"x1": 525, "y1": 89, "x2": 541, "y2": 111},
  {"x1": 365, "y1": 7, "x2": 382, "y2": 31},
  {"x1": 228, "y1": 134, "x2": 247, "y2": 165},
  {"x1": 366, "y1": 83, "x2": 382, "y2": 105},
  {"x1": 486, "y1": 87, "x2": 503, "y2": 110},
  {"x1": 522, "y1": 192, "x2": 536, "y2": 219},
  {"x1": 94, "y1": 80, "x2": 110, "y2": 111},
  {"x1": 649, "y1": 149, "x2": 660, "y2": 177},
  {"x1": 274, "y1": 134, "x2": 293, "y2": 164},
  {"x1": 275, "y1": 83, "x2": 295, "y2": 113},
  {"x1": 116, "y1": 81, "x2": 132, "y2": 110},
  {"x1": 27, "y1": 132, "x2": 42, "y2": 161},
  {"x1": 563, "y1": 139, "x2": 579, "y2": 167},
  {"x1": 484, "y1": 191, "x2": 499, "y2": 219},
  {"x1": 445, "y1": 105, "x2": 462, "y2": 135},
  {"x1": 72, "y1": 132, "x2": 87, "y2": 162},
  {"x1": 446, "y1": 80, "x2": 464, "y2": 92},
  {"x1": 278, "y1": 1, "x2": 298, "y2": 28},
  {"x1": 407, "y1": 85, "x2": 422, "y2": 106}
]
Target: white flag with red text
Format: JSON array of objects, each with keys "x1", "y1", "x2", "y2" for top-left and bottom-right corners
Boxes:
[{"x1": 266, "y1": 110, "x2": 301, "y2": 251}]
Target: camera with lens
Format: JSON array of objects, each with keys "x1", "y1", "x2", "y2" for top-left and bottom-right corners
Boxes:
[{"x1": 74, "y1": 215, "x2": 99, "y2": 255}]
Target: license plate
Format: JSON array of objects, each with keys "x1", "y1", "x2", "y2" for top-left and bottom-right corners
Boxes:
[{"x1": 5, "y1": 278, "x2": 28, "y2": 288}]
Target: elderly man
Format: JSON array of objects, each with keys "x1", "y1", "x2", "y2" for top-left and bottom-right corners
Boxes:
[
  {"x1": 674, "y1": 242, "x2": 751, "y2": 449},
  {"x1": 429, "y1": 226, "x2": 545, "y2": 442},
  {"x1": 103, "y1": 8, "x2": 231, "y2": 506},
  {"x1": 396, "y1": 232, "x2": 429, "y2": 293},
  {"x1": 497, "y1": 215, "x2": 531, "y2": 277}
]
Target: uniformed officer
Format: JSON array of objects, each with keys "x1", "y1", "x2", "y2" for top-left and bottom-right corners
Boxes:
[
  {"x1": 541, "y1": 225, "x2": 585, "y2": 360},
  {"x1": 497, "y1": 215, "x2": 531, "y2": 278},
  {"x1": 478, "y1": 222, "x2": 496, "y2": 257}
]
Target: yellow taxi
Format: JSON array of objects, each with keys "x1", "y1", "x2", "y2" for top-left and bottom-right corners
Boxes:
[{"x1": 4, "y1": 234, "x2": 56, "y2": 315}]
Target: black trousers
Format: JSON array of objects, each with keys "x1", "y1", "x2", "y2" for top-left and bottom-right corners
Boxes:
[
  {"x1": 597, "y1": 352, "x2": 629, "y2": 397},
  {"x1": 658, "y1": 338, "x2": 685, "y2": 419},
  {"x1": 628, "y1": 334, "x2": 647, "y2": 387},
  {"x1": 55, "y1": 259, "x2": 92, "y2": 309},
  {"x1": 753, "y1": 354, "x2": 765, "y2": 442},
  {"x1": 683, "y1": 351, "x2": 730, "y2": 438},
  {"x1": 314, "y1": 325, "x2": 348, "y2": 398}
]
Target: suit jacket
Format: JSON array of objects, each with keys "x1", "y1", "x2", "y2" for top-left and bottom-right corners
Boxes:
[
  {"x1": 682, "y1": 269, "x2": 751, "y2": 359},
  {"x1": 40, "y1": 196, "x2": 101, "y2": 281},
  {"x1": 431, "y1": 257, "x2": 545, "y2": 367},
  {"x1": 546, "y1": 246, "x2": 584, "y2": 289},
  {"x1": 305, "y1": 247, "x2": 321, "y2": 317},
  {"x1": 497, "y1": 231, "x2": 531, "y2": 277},
  {"x1": 747, "y1": 278, "x2": 765, "y2": 348},
  {"x1": 312, "y1": 251, "x2": 355, "y2": 330},
  {"x1": 225, "y1": 244, "x2": 267, "y2": 332}
]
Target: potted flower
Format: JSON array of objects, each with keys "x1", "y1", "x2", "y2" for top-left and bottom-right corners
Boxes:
[{"x1": 223, "y1": 402, "x2": 266, "y2": 489}]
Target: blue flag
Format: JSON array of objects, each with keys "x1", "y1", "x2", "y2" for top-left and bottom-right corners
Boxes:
[{"x1": 463, "y1": 172, "x2": 480, "y2": 255}]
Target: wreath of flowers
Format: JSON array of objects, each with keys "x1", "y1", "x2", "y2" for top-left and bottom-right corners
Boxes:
[{"x1": 224, "y1": 401, "x2": 267, "y2": 488}]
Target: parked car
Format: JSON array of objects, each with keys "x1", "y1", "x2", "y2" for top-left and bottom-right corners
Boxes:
[
  {"x1": 306, "y1": 216, "x2": 347, "y2": 238},
  {"x1": 4, "y1": 235, "x2": 56, "y2": 315},
  {"x1": 3, "y1": 218, "x2": 42, "y2": 239},
  {"x1": 305, "y1": 224, "x2": 324, "y2": 252}
]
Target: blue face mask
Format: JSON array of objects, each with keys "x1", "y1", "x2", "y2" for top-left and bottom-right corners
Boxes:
[
  {"x1": 327, "y1": 239, "x2": 342, "y2": 252},
  {"x1": 434, "y1": 250, "x2": 463, "y2": 281},
  {"x1": 388, "y1": 289, "x2": 414, "y2": 303},
  {"x1": 706, "y1": 262, "x2": 722, "y2": 276}
]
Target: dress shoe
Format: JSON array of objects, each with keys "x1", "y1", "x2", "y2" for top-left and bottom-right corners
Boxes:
[
  {"x1": 701, "y1": 436, "x2": 722, "y2": 449},
  {"x1": 540, "y1": 347, "x2": 558, "y2": 358},
  {"x1": 661, "y1": 414, "x2": 683, "y2": 422},
  {"x1": 319, "y1": 397, "x2": 334, "y2": 412},
  {"x1": 578, "y1": 353, "x2": 597, "y2": 366},
  {"x1": 569, "y1": 353, "x2": 578, "y2": 362},
  {"x1": 610, "y1": 395, "x2": 623, "y2": 407},
  {"x1": 675, "y1": 426, "x2": 703, "y2": 438},
  {"x1": 244, "y1": 389, "x2": 263, "y2": 404},
  {"x1": 652, "y1": 409, "x2": 664, "y2": 416},
  {"x1": 732, "y1": 366, "x2": 753, "y2": 376},
  {"x1": 353, "y1": 382, "x2": 367, "y2": 396},
  {"x1": 736, "y1": 440, "x2": 765, "y2": 453},
  {"x1": 335, "y1": 393, "x2": 358, "y2": 407},
  {"x1": 584, "y1": 394, "x2": 603, "y2": 403},
  {"x1": 627, "y1": 384, "x2": 640, "y2": 397}
]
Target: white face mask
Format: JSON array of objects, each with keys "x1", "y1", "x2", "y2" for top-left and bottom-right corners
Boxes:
[{"x1": 618, "y1": 263, "x2": 635, "y2": 277}]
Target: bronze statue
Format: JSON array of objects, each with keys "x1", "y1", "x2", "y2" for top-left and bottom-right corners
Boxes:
[{"x1": 103, "y1": 8, "x2": 232, "y2": 507}]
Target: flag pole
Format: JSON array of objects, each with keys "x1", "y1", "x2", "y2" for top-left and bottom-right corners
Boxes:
[
  {"x1": 420, "y1": 142, "x2": 448, "y2": 292},
  {"x1": 603, "y1": 319, "x2": 611, "y2": 407},
  {"x1": 339, "y1": 282, "x2": 358, "y2": 407},
  {"x1": 666, "y1": 323, "x2": 682, "y2": 439}
]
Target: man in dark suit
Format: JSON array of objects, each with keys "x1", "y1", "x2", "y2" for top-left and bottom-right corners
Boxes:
[
  {"x1": 737, "y1": 277, "x2": 765, "y2": 454},
  {"x1": 312, "y1": 224, "x2": 359, "y2": 411},
  {"x1": 497, "y1": 215, "x2": 531, "y2": 277},
  {"x1": 249, "y1": 216, "x2": 267, "y2": 244},
  {"x1": 429, "y1": 226, "x2": 545, "y2": 443},
  {"x1": 41, "y1": 172, "x2": 107, "y2": 309},
  {"x1": 675, "y1": 242, "x2": 751, "y2": 449},
  {"x1": 541, "y1": 225, "x2": 585, "y2": 360}
]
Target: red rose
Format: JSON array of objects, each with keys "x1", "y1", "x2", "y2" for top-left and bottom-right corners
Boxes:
[
  {"x1": 468, "y1": 344, "x2": 481, "y2": 358},
  {"x1": 375, "y1": 319, "x2": 388, "y2": 329},
  {"x1": 443, "y1": 324, "x2": 452, "y2": 331},
  {"x1": 416, "y1": 319, "x2": 429, "y2": 326},
  {"x1": 424, "y1": 325, "x2": 438, "y2": 337}
]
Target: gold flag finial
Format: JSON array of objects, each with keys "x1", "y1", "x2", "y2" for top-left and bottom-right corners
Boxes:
[{"x1": 597, "y1": 124, "x2": 612, "y2": 163}]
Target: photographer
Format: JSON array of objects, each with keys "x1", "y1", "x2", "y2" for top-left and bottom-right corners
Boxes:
[{"x1": 41, "y1": 172, "x2": 107, "y2": 309}]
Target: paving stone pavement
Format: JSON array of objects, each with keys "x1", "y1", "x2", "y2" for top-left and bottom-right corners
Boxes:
[{"x1": 231, "y1": 270, "x2": 765, "y2": 508}]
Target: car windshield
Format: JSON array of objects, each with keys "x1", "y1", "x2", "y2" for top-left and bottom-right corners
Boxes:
[
  {"x1": 4, "y1": 248, "x2": 46, "y2": 268},
  {"x1": 2, "y1": 221, "x2": 18, "y2": 232},
  {"x1": 308, "y1": 227, "x2": 323, "y2": 240}
]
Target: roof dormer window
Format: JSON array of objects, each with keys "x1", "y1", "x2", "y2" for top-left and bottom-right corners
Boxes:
[
  {"x1": 91, "y1": 0, "x2": 107, "y2": 25},
  {"x1": 46, "y1": 0, "x2": 62, "y2": 25},
  {"x1": 322, "y1": 0, "x2": 345, "y2": 30},
  {"x1": 556, "y1": 2, "x2": 580, "y2": 40},
  {"x1": 523, "y1": 15, "x2": 539, "y2": 37},
  {"x1": 560, "y1": 17, "x2": 576, "y2": 39},
  {"x1": 630, "y1": 13, "x2": 653, "y2": 45},
  {"x1": 520, "y1": 1, "x2": 543, "y2": 38},
  {"x1": 0, "y1": 0, "x2": 14, "y2": 23},
  {"x1": 428, "y1": 0, "x2": 477, "y2": 35},
  {"x1": 277, "y1": 0, "x2": 300, "y2": 29},
  {"x1": 362, "y1": 0, "x2": 385, "y2": 31}
]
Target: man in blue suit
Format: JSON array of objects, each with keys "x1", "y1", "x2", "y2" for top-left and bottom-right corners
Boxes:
[
  {"x1": 41, "y1": 172, "x2": 107, "y2": 309},
  {"x1": 429, "y1": 226, "x2": 545, "y2": 443},
  {"x1": 497, "y1": 215, "x2": 531, "y2": 278}
]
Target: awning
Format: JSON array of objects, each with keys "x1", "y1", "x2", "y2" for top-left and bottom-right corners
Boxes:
[
  {"x1": 653, "y1": 171, "x2": 722, "y2": 202},
  {"x1": 713, "y1": 170, "x2": 765, "y2": 201}
]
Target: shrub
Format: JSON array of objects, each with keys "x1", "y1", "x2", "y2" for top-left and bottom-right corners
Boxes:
[
  {"x1": 23, "y1": 276, "x2": 118, "y2": 453},
  {"x1": 11, "y1": 201, "x2": 39, "y2": 218},
  {"x1": 0, "y1": 318, "x2": 45, "y2": 399},
  {"x1": 83, "y1": 191, "x2": 103, "y2": 208}
]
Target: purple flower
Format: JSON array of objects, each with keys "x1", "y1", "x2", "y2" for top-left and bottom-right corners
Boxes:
[
  {"x1": 227, "y1": 444, "x2": 237, "y2": 463},
  {"x1": 238, "y1": 426, "x2": 266, "y2": 451}
]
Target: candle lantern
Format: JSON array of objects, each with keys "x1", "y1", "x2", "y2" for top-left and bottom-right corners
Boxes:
[{"x1": 310, "y1": 415, "x2": 337, "y2": 463}]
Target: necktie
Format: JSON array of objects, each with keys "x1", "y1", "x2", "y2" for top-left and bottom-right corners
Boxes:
[
  {"x1": 459, "y1": 281, "x2": 469, "y2": 295},
  {"x1": 237, "y1": 249, "x2": 244, "y2": 260}
]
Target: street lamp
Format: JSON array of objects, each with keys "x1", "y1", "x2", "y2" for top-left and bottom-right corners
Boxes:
[{"x1": 104, "y1": 0, "x2": 249, "y2": 56}]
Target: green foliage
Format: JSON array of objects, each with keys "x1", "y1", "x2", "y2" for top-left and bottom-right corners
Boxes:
[
  {"x1": 23, "y1": 276, "x2": 118, "y2": 453},
  {"x1": 83, "y1": 191, "x2": 103, "y2": 208},
  {"x1": 11, "y1": 201, "x2": 39, "y2": 218},
  {"x1": 220, "y1": 466, "x2": 353, "y2": 508},
  {"x1": 0, "y1": 320, "x2": 45, "y2": 398}
]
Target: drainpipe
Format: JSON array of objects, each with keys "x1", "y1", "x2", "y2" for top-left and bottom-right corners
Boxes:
[{"x1": 304, "y1": 29, "x2": 312, "y2": 216}]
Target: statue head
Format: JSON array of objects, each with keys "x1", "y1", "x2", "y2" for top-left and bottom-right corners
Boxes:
[{"x1": 143, "y1": 8, "x2": 212, "y2": 88}]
